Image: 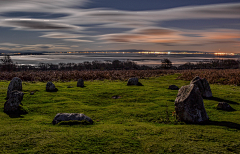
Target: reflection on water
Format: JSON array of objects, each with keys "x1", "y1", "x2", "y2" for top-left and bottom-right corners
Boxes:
[{"x1": 3, "y1": 53, "x2": 240, "y2": 66}]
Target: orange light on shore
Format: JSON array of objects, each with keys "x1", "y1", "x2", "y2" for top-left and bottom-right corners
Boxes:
[
  {"x1": 214, "y1": 52, "x2": 235, "y2": 56},
  {"x1": 214, "y1": 53, "x2": 226, "y2": 55}
]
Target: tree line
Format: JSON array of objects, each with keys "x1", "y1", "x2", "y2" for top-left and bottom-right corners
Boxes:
[{"x1": 0, "y1": 55, "x2": 239, "y2": 71}]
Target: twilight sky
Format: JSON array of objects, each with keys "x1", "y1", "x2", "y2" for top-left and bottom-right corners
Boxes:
[{"x1": 0, "y1": 0, "x2": 239, "y2": 53}]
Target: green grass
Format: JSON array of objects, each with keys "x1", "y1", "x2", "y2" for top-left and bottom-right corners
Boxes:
[{"x1": 1, "y1": 74, "x2": 240, "y2": 153}]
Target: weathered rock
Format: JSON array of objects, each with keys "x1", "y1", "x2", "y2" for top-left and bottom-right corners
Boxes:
[
  {"x1": 175, "y1": 84, "x2": 209, "y2": 123},
  {"x1": 52, "y1": 113, "x2": 93, "y2": 125},
  {"x1": 4, "y1": 90, "x2": 25, "y2": 114},
  {"x1": 190, "y1": 76, "x2": 212, "y2": 98},
  {"x1": 217, "y1": 102, "x2": 234, "y2": 111},
  {"x1": 77, "y1": 79, "x2": 84, "y2": 87},
  {"x1": 127, "y1": 77, "x2": 143, "y2": 86},
  {"x1": 112, "y1": 95, "x2": 121, "y2": 99},
  {"x1": 7, "y1": 77, "x2": 22, "y2": 99},
  {"x1": 46, "y1": 82, "x2": 58, "y2": 92},
  {"x1": 168, "y1": 85, "x2": 179, "y2": 90}
]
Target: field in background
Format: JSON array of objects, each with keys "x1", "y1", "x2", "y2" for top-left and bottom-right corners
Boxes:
[
  {"x1": 1, "y1": 74, "x2": 240, "y2": 153},
  {"x1": 1, "y1": 69, "x2": 240, "y2": 85}
]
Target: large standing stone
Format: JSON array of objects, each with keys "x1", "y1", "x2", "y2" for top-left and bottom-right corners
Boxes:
[
  {"x1": 46, "y1": 82, "x2": 58, "y2": 92},
  {"x1": 190, "y1": 76, "x2": 212, "y2": 98},
  {"x1": 175, "y1": 84, "x2": 209, "y2": 123},
  {"x1": 77, "y1": 79, "x2": 84, "y2": 87},
  {"x1": 7, "y1": 77, "x2": 22, "y2": 99},
  {"x1": 52, "y1": 113, "x2": 93, "y2": 125},
  {"x1": 127, "y1": 77, "x2": 143, "y2": 86},
  {"x1": 4, "y1": 90, "x2": 25, "y2": 114}
]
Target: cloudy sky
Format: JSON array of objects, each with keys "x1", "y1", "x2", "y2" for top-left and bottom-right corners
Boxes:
[{"x1": 0, "y1": 0, "x2": 239, "y2": 53}]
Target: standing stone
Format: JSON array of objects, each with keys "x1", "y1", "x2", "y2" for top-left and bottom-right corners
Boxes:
[
  {"x1": 127, "y1": 77, "x2": 143, "y2": 86},
  {"x1": 4, "y1": 90, "x2": 25, "y2": 114},
  {"x1": 7, "y1": 77, "x2": 22, "y2": 100},
  {"x1": 52, "y1": 113, "x2": 93, "y2": 125},
  {"x1": 190, "y1": 76, "x2": 212, "y2": 98},
  {"x1": 46, "y1": 82, "x2": 58, "y2": 92},
  {"x1": 77, "y1": 79, "x2": 84, "y2": 87},
  {"x1": 175, "y1": 84, "x2": 209, "y2": 123}
]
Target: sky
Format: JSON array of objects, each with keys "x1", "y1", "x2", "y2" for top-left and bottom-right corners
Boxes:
[{"x1": 0, "y1": 0, "x2": 239, "y2": 53}]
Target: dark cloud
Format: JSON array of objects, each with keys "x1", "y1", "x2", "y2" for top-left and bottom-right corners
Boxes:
[
  {"x1": 136, "y1": 28, "x2": 176, "y2": 35},
  {"x1": 39, "y1": 46, "x2": 51, "y2": 49},
  {"x1": 195, "y1": 5, "x2": 240, "y2": 15},
  {"x1": 181, "y1": 34, "x2": 203, "y2": 37},
  {"x1": 2, "y1": 12, "x2": 68, "y2": 19}
]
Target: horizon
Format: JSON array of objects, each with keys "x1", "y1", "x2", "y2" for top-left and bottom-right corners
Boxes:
[
  {"x1": 1, "y1": 50, "x2": 240, "y2": 67},
  {"x1": 0, "y1": 0, "x2": 239, "y2": 53}
]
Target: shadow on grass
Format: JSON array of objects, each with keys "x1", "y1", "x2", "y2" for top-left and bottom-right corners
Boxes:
[
  {"x1": 4, "y1": 105, "x2": 28, "y2": 118},
  {"x1": 205, "y1": 96, "x2": 239, "y2": 105},
  {"x1": 7, "y1": 114, "x2": 25, "y2": 118},
  {"x1": 200, "y1": 120, "x2": 240, "y2": 130}
]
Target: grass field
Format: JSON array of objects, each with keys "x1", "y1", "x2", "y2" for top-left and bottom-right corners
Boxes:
[{"x1": 1, "y1": 74, "x2": 240, "y2": 153}]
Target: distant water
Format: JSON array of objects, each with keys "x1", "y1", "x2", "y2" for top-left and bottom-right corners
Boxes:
[{"x1": 4, "y1": 52, "x2": 240, "y2": 66}]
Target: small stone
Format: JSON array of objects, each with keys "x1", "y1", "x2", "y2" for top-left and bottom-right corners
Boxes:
[
  {"x1": 127, "y1": 77, "x2": 143, "y2": 86},
  {"x1": 52, "y1": 113, "x2": 93, "y2": 125},
  {"x1": 77, "y1": 79, "x2": 84, "y2": 87},
  {"x1": 67, "y1": 86, "x2": 73, "y2": 88},
  {"x1": 168, "y1": 85, "x2": 179, "y2": 90},
  {"x1": 30, "y1": 92, "x2": 34, "y2": 95},
  {"x1": 175, "y1": 84, "x2": 209, "y2": 123},
  {"x1": 112, "y1": 95, "x2": 121, "y2": 99},
  {"x1": 217, "y1": 102, "x2": 234, "y2": 111},
  {"x1": 46, "y1": 82, "x2": 58, "y2": 92},
  {"x1": 7, "y1": 77, "x2": 22, "y2": 100}
]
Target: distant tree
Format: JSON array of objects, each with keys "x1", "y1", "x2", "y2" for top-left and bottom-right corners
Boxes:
[
  {"x1": 1, "y1": 55, "x2": 14, "y2": 71},
  {"x1": 38, "y1": 63, "x2": 48, "y2": 70},
  {"x1": 161, "y1": 58, "x2": 172, "y2": 69},
  {"x1": 112, "y1": 60, "x2": 122, "y2": 69}
]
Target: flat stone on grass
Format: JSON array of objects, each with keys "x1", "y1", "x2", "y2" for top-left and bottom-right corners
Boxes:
[{"x1": 52, "y1": 113, "x2": 93, "y2": 125}]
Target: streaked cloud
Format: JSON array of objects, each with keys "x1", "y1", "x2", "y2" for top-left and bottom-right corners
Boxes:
[
  {"x1": 0, "y1": 43, "x2": 72, "y2": 51},
  {"x1": 40, "y1": 32, "x2": 86, "y2": 39},
  {"x1": 0, "y1": 1, "x2": 239, "y2": 52},
  {"x1": 2, "y1": 19, "x2": 81, "y2": 30},
  {"x1": 64, "y1": 39, "x2": 94, "y2": 42}
]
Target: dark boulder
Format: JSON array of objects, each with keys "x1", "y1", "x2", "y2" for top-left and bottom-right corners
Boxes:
[
  {"x1": 7, "y1": 77, "x2": 22, "y2": 100},
  {"x1": 190, "y1": 76, "x2": 212, "y2": 98},
  {"x1": 175, "y1": 84, "x2": 209, "y2": 123},
  {"x1": 127, "y1": 77, "x2": 143, "y2": 86},
  {"x1": 52, "y1": 113, "x2": 93, "y2": 125},
  {"x1": 217, "y1": 102, "x2": 235, "y2": 111},
  {"x1": 168, "y1": 85, "x2": 179, "y2": 90},
  {"x1": 46, "y1": 82, "x2": 58, "y2": 92},
  {"x1": 77, "y1": 79, "x2": 84, "y2": 87}
]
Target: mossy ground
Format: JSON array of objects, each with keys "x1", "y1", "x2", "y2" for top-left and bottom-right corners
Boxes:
[{"x1": 0, "y1": 74, "x2": 240, "y2": 153}]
